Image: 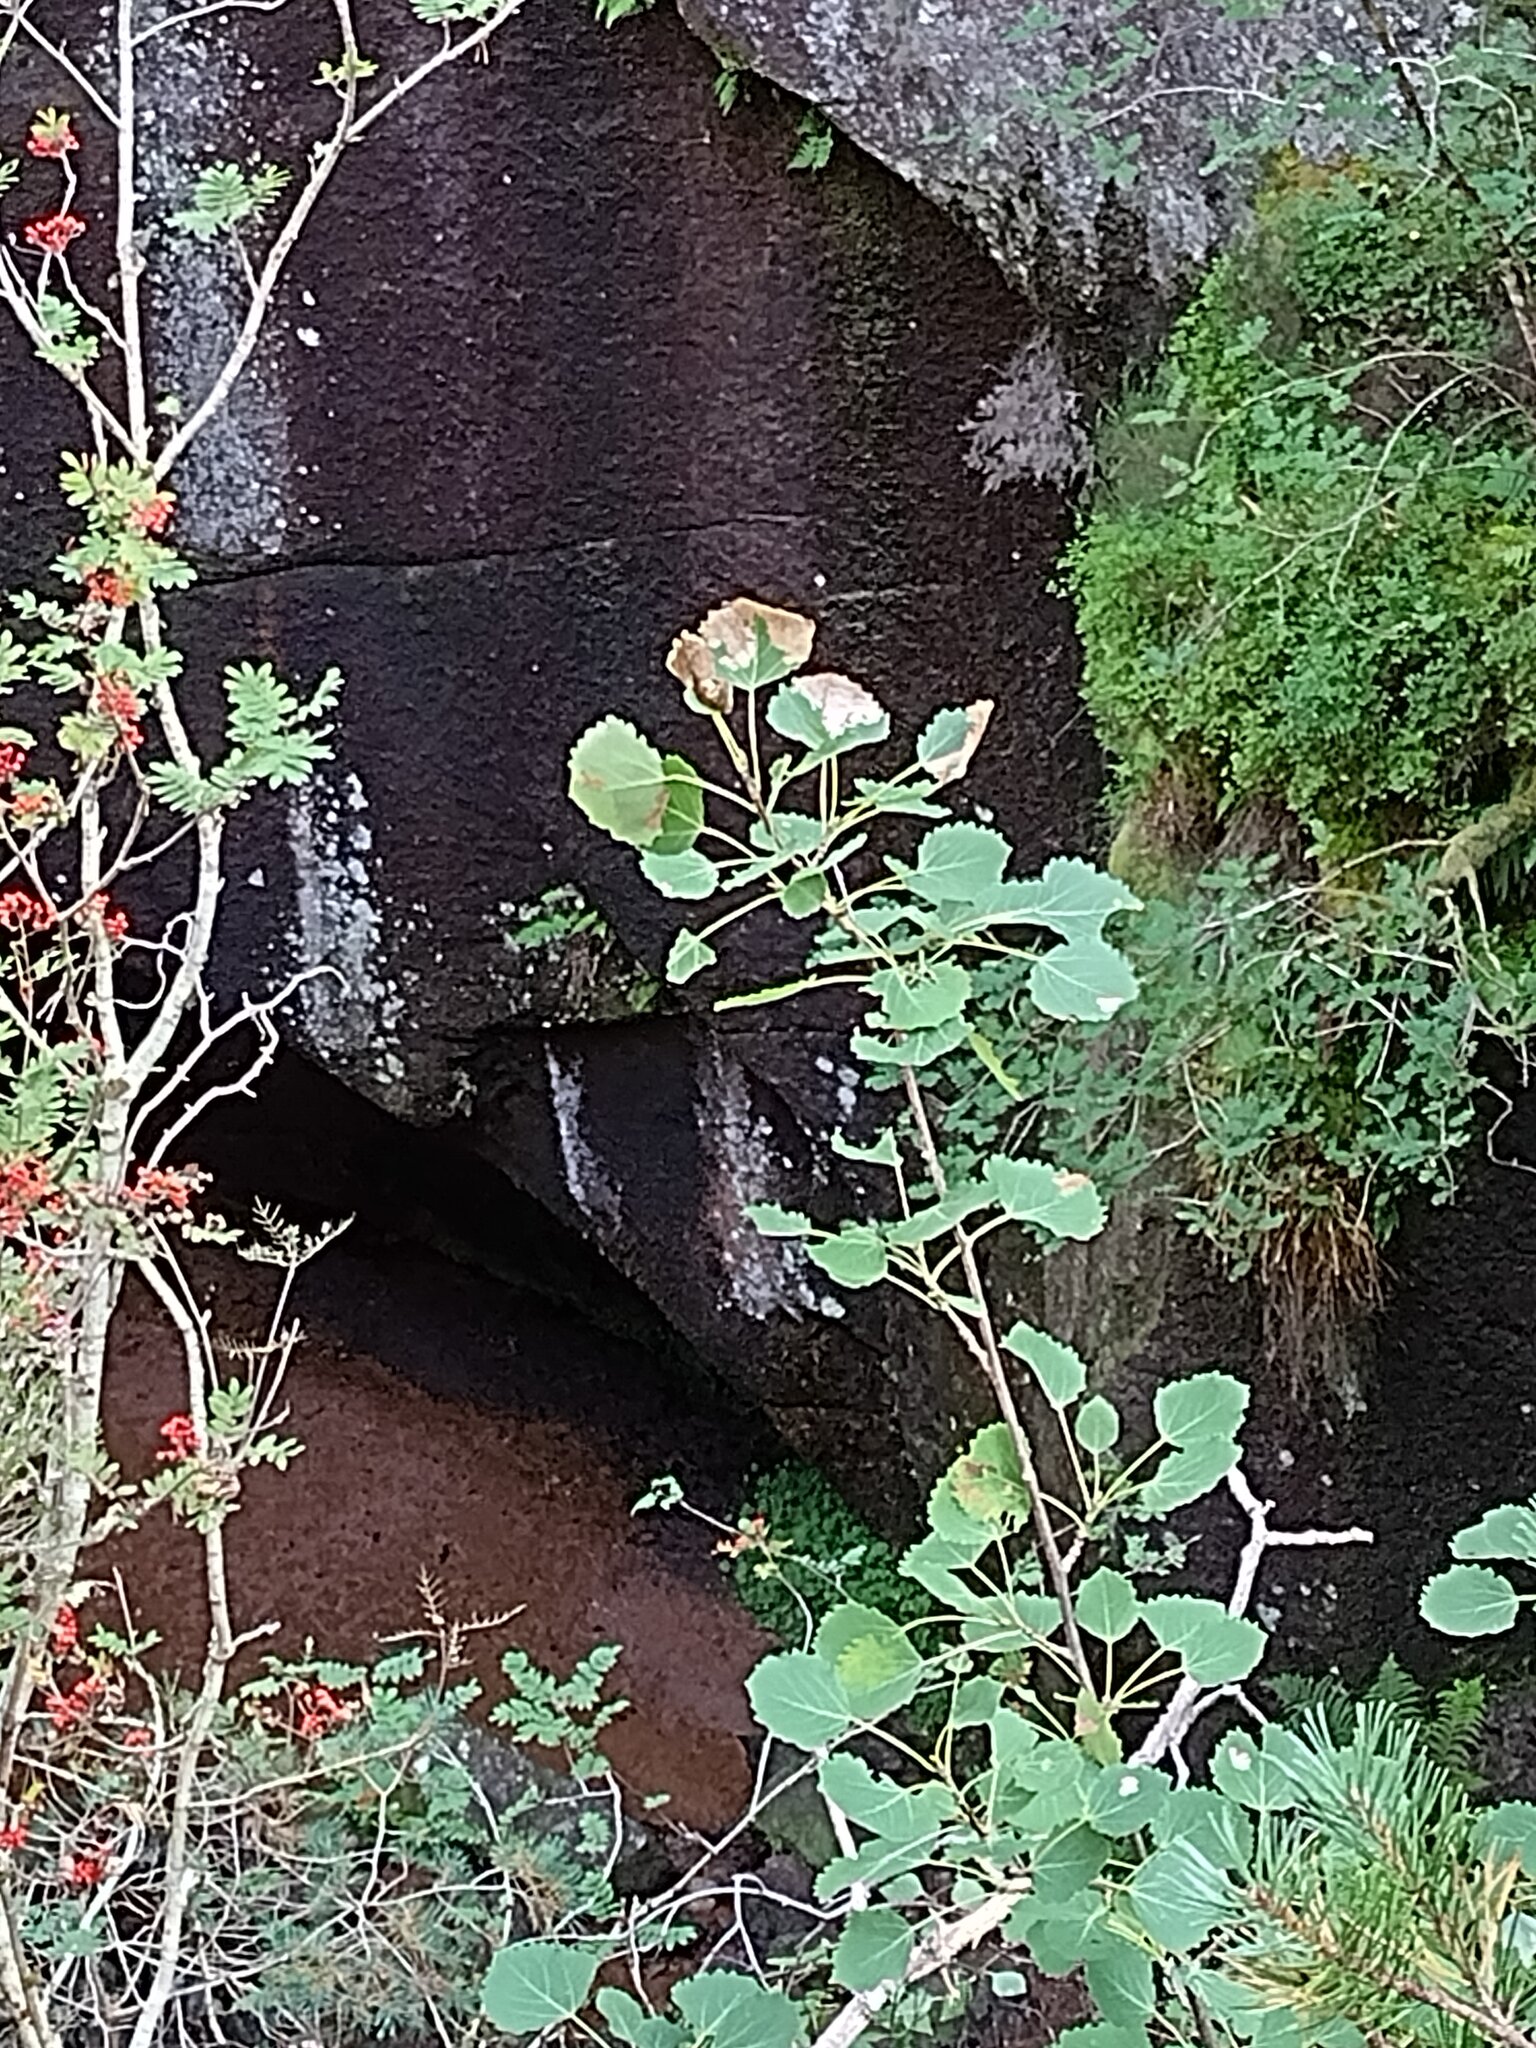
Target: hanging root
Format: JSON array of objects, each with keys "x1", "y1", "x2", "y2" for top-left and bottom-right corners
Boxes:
[{"x1": 1258, "y1": 1205, "x2": 1383, "y2": 1413}]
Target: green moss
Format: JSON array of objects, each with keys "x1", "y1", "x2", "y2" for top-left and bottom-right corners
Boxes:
[
  {"x1": 1068, "y1": 160, "x2": 1536, "y2": 853},
  {"x1": 726, "y1": 1461, "x2": 925, "y2": 1646}
]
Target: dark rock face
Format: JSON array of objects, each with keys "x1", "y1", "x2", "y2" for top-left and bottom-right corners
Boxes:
[
  {"x1": 0, "y1": 3, "x2": 1099, "y2": 1513},
  {"x1": 8, "y1": 0, "x2": 1529, "y2": 1636}
]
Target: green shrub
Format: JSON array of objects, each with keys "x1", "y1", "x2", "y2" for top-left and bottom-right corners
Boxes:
[
  {"x1": 930, "y1": 858, "x2": 1529, "y2": 1351},
  {"x1": 725, "y1": 1461, "x2": 926, "y2": 1646},
  {"x1": 1068, "y1": 151, "x2": 1536, "y2": 853}
]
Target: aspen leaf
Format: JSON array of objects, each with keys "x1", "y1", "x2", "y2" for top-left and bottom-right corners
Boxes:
[{"x1": 919, "y1": 699, "x2": 993, "y2": 784}]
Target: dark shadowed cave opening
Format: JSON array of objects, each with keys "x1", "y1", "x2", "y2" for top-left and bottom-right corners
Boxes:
[{"x1": 102, "y1": 1049, "x2": 785, "y2": 1830}]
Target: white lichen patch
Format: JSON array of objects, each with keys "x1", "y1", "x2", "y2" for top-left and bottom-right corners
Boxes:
[
  {"x1": 287, "y1": 771, "x2": 405, "y2": 1090},
  {"x1": 137, "y1": 28, "x2": 294, "y2": 556},
  {"x1": 696, "y1": 1042, "x2": 836, "y2": 1321},
  {"x1": 545, "y1": 1044, "x2": 623, "y2": 1232},
  {"x1": 963, "y1": 335, "x2": 1090, "y2": 491}
]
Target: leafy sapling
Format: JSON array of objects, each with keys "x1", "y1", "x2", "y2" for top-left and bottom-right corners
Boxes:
[{"x1": 485, "y1": 603, "x2": 1393, "y2": 2048}]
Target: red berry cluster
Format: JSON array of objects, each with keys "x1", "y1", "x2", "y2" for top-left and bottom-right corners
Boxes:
[
  {"x1": 127, "y1": 492, "x2": 175, "y2": 535},
  {"x1": 0, "y1": 1155, "x2": 63, "y2": 1235},
  {"x1": 127, "y1": 1165, "x2": 202, "y2": 1212},
  {"x1": 157, "y1": 1414, "x2": 201, "y2": 1463},
  {"x1": 50, "y1": 1604, "x2": 79, "y2": 1659},
  {"x1": 0, "y1": 743, "x2": 27, "y2": 784},
  {"x1": 95, "y1": 675, "x2": 144, "y2": 750},
  {"x1": 46, "y1": 1671, "x2": 106, "y2": 1733},
  {"x1": 23, "y1": 212, "x2": 85, "y2": 256},
  {"x1": 83, "y1": 892, "x2": 129, "y2": 942},
  {"x1": 85, "y1": 569, "x2": 136, "y2": 609},
  {"x1": 294, "y1": 1683, "x2": 353, "y2": 1742},
  {"x1": 0, "y1": 891, "x2": 55, "y2": 934}
]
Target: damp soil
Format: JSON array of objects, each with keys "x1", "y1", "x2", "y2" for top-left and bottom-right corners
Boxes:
[{"x1": 100, "y1": 1236, "x2": 776, "y2": 1834}]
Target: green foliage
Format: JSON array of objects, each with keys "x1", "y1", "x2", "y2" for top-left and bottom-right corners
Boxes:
[
  {"x1": 12, "y1": 1637, "x2": 625, "y2": 2045},
  {"x1": 34, "y1": 294, "x2": 98, "y2": 372},
  {"x1": 147, "y1": 659, "x2": 341, "y2": 812},
  {"x1": 931, "y1": 858, "x2": 1511, "y2": 1294},
  {"x1": 969, "y1": 33, "x2": 1536, "y2": 1353},
  {"x1": 169, "y1": 160, "x2": 291, "y2": 240},
  {"x1": 490, "y1": 1642, "x2": 628, "y2": 1776},
  {"x1": 1422, "y1": 1493, "x2": 1536, "y2": 1639},
  {"x1": 1268, "y1": 1654, "x2": 1488, "y2": 1789},
  {"x1": 788, "y1": 110, "x2": 834, "y2": 172},
  {"x1": 592, "y1": 0, "x2": 656, "y2": 25},
  {"x1": 1068, "y1": 34, "x2": 1536, "y2": 847},
  {"x1": 505, "y1": 882, "x2": 604, "y2": 950},
  {"x1": 540, "y1": 591, "x2": 1536, "y2": 2048},
  {"x1": 724, "y1": 1461, "x2": 926, "y2": 1647}
]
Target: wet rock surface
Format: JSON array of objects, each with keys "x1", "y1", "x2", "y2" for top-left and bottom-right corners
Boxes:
[
  {"x1": 2, "y1": 1, "x2": 1100, "y2": 1509},
  {"x1": 2, "y1": 0, "x2": 1534, "y2": 1676}
]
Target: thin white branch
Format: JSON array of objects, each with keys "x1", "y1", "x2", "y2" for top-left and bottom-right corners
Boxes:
[
  {"x1": 345, "y1": 1, "x2": 524, "y2": 145},
  {"x1": 125, "y1": 966, "x2": 326, "y2": 1161},
  {"x1": 132, "y1": 0, "x2": 292, "y2": 45},
  {"x1": 811, "y1": 1890, "x2": 1022, "y2": 2048},
  {"x1": 152, "y1": 0, "x2": 359, "y2": 476},
  {"x1": 0, "y1": 254, "x2": 134, "y2": 451},
  {"x1": 0, "y1": 6, "x2": 120, "y2": 126},
  {"x1": 1133, "y1": 1467, "x2": 1372, "y2": 1766}
]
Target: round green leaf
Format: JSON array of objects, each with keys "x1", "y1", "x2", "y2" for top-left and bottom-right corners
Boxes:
[
  {"x1": 806, "y1": 1225, "x2": 888, "y2": 1289},
  {"x1": 907, "y1": 821, "x2": 1011, "y2": 903},
  {"x1": 672, "y1": 1971, "x2": 804, "y2": 2048},
  {"x1": 1475, "y1": 1800, "x2": 1536, "y2": 1875},
  {"x1": 666, "y1": 928, "x2": 716, "y2": 984},
  {"x1": 1031, "y1": 1822, "x2": 1111, "y2": 1901},
  {"x1": 869, "y1": 961, "x2": 972, "y2": 1032},
  {"x1": 1003, "y1": 1321, "x2": 1088, "y2": 1407},
  {"x1": 1152, "y1": 1372, "x2": 1250, "y2": 1448},
  {"x1": 831, "y1": 1907, "x2": 914, "y2": 1992},
  {"x1": 1084, "y1": 1762, "x2": 1169, "y2": 1837},
  {"x1": 983, "y1": 1156, "x2": 1105, "y2": 1241},
  {"x1": 1451, "y1": 1502, "x2": 1536, "y2": 1564},
  {"x1": 1141, "y1": 1595, "x2": 1265, "y2": 1684},
  {"x1": 1126, "y1": 1839, "x2": 1234, "y2": 1952},
  {"x1": 1028, "y1": 936, "x2": 1139, "y2": 1023},
  {"x1": 482, "y1": 1941, "x2": 598, "y2": 2035},
  {"x1": 1076, "y1": 1567, "x2": 1140, "y2": 1644},
  {"x1": 1075, "y1": 1395, "x2": 1120, "y2": 1455},
  {"x1": 746, "y1": 1203, "x2": 811, "y2": 1237},
  {"x1": 1083, "y1": 1937, "x2": 1157, "y2": 2026},
  {"x1": 568, "y1": 717, "x2": 669, "y2": 846},
  {"x1": 639, "y1": 847, "x2": 719, "y2": 899},
  {"x1": 1420, "y1": 1563, "x2": 1521, "y2": 1637},
  {"x1": 815, "y1": 1602, "x2": 922, "y2": 1719},
  {"x1": 1210, "y1": 1732, "x2": 1298, "y2": 1811},
  {"x1": 780, "y1": 869, "x2": 826, "y2": 919},
  {"x1": 995, "y1": 857, "x2": 1140, "y2": 943},
  {"x1": 1137, "y1": 1436, "x2": 1239, "y2": 1515},
  {"x1": 653, "y1": 754, "x2": 705, "y2": 854},
  {"x1": 746, "y1": 1651, "x2": 853, "y2": 1749}
]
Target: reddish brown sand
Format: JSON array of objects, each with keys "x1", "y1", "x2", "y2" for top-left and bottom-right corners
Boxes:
[{"x1": 98, "y1": 1242, "x2": 773, "y2": 1833}]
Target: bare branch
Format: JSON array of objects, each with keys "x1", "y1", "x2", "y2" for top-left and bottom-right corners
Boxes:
[
  {"x1": 1133, "y1": 1467, "x2": 1372, "y2": 1767},
  {"x1": 345, "y1": 1, "x2": 525, "y2": 146},
  {"x1": 132, "y1": 0, "x2": 293, "y2": 46},
  {"x1": 0, "y1": 6, "x2": 120, "y2": 126},
  {"x1": 811, "y1": 1890, "x2": 1022, "y2": 2048}
]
